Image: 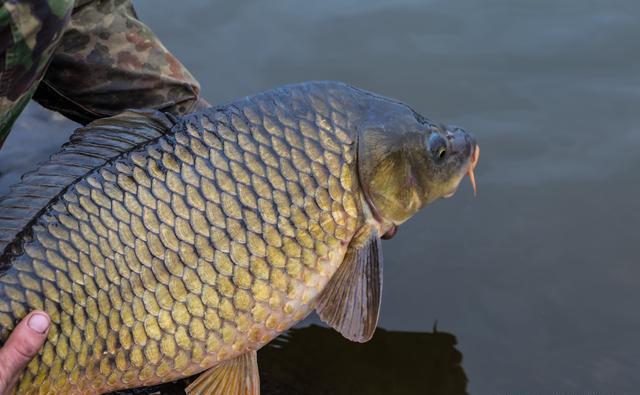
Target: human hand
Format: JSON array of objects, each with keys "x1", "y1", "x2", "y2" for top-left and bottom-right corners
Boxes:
[{"x1": 0, "y1": 312, "x2": 50, "y2": 394}]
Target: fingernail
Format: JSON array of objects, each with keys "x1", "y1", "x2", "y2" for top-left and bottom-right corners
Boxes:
[{"x1": 27, "y1": 313, "x2": 50, "y2": 334}]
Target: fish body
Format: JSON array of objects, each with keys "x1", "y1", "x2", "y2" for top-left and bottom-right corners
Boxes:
[{"x1": 0, "y1": 81, "x2": 478, "y2": 394}]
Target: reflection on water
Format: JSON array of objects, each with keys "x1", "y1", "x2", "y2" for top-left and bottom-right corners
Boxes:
[
  {"x1": 259, "y1": 325, "x2": 466, "y2": 395},
  {"x1": 112, "y1": 325, "x2": 466, "y2": 395}
]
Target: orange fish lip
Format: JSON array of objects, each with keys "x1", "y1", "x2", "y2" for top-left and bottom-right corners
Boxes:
[{"x1": 467, "y1": 144, "x2": 480, "y2": 196}]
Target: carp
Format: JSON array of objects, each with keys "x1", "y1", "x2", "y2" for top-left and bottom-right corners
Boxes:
[{"x1": 0, "y1": 81, "x2": 479, "y2": 394}]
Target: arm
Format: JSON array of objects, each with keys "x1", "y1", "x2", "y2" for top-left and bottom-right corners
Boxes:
[
  {"x1": 33, "y1": 0, "x2": 206, "y2": 124},
  {"x1": 0, "y1": 0, "x2": 75, "y2": 145}
]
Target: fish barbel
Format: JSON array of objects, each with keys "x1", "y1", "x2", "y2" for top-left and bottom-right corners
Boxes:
[{"x1": 0, "y1": 81, "x2": 478, "y2": 394}]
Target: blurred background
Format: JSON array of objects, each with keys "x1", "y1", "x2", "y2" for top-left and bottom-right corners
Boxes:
[{"x1": 1, "y1": 0, "x2": 639, "y2": 393}]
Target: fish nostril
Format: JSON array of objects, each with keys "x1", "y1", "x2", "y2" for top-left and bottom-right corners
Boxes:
[{"x1": 449, "y1": 133, "x2": 469, "y2": 154}]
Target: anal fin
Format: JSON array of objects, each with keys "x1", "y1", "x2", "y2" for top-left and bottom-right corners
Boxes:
[
  {"x1": 185, "y1": 351, "x2": 260, "y2": 395},
  {"x1": 315, "y1": 226, "x2": 383, "y2": 343}
]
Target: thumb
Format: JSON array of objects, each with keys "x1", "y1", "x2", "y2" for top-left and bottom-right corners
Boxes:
[{"x1": 0, "y1": 312, "x2": 50, "y2": 392}]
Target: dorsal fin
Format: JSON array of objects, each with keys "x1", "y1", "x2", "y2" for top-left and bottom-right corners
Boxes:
[{"x1": 0, "y1": 110, "x2": 175, "y2": 254}]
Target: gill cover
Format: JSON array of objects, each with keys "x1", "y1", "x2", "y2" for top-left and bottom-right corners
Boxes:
[{"x1": 356, "y1": 101, "x2": 433, "y2": 225}]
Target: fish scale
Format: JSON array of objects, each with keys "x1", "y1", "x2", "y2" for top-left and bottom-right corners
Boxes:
[{"x1": 0, "y1": 84, "x2": 363, "y2": 394}]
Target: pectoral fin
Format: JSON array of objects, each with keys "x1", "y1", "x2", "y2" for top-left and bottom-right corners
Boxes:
[
  {"x1": 315, "y1": 226, "x2": 383, "y2": 343},
  {"x1": 185, "y1": 351, "x2": 260, "y2": 395}
]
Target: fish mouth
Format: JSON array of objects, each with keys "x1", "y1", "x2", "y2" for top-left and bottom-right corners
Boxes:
[{"x1": 443, "y1": 143, "x2": 480, "y2": 198}]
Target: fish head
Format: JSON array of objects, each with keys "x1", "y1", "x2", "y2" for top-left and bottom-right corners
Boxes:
[{"x1": 355, "y1": 95, "x2": 479, "y2": 238}]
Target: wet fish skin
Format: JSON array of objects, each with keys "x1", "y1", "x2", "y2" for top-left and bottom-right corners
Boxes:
[
  {"x1": 0, "y1": 81, "x2": 477, "y2": 394},
  {"x1": 0, "y1": 82, "x2": 365, "y2": 394}
]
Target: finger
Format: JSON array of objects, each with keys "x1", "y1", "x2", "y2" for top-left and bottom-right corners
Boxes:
[{"x1": 0, "y1": 312, "x2": 50, "y2": 390}]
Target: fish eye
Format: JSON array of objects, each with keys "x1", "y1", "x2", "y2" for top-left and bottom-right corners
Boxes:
[{"x1": 428, "y1": 133, "x2": 447, "y2": 162}]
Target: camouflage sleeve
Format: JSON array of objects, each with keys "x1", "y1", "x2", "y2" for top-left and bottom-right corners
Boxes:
[
  {"x1": 32, "y1": 0, "x2": 203, "y2": 125},
  {"x1": 0, "y1": 0, "x2": 75, "y2": 145}
]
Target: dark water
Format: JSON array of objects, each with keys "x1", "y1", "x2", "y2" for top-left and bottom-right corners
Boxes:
[
  {"x1": 110, "y1": 326, "x2": 466, "y2": 395},
  {"x1": 1, "y1": 0, "x2": 639, "y2": 393}
]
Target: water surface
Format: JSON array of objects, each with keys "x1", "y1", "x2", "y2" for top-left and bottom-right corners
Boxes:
[{"x1": 1, "y1": 0, "x2": 639, "y2": 393}]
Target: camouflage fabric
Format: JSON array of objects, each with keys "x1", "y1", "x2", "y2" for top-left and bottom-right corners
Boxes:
[
  {"x1": 0, "y1": 0, "x2": 202, "y2": 146},
  {"x1": 0, "y1": 0, "x2": 74, "y2": 145}
]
